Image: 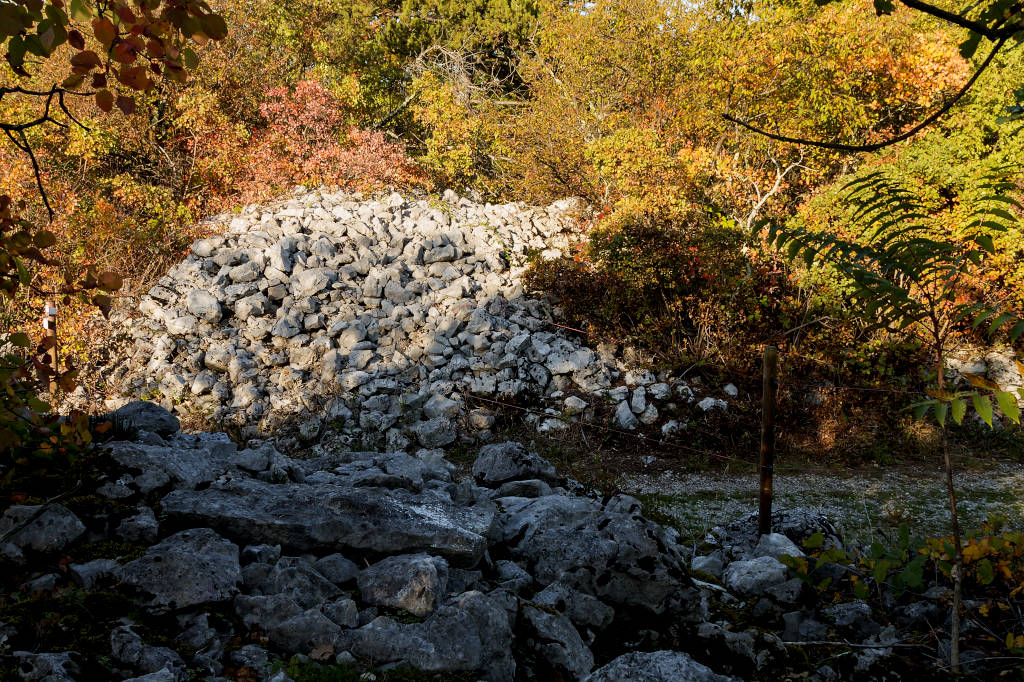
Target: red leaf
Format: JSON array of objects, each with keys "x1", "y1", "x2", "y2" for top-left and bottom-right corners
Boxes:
[
  {"x1": 68, "y1": 30, "x2": 85, "y2": 50},
  {"x1": 70, "y1": 50, "x2": 102, "y2": 70},
  {"x1": 118, "y1": 65, "x2": 151, "y2": 90},
  {"x1": 95, "y1": 89, "x2": 114, "y2": 112},
  {"x1": 116, "y1": 5, "x2": 136, "y2": 24},
  {"x1": 112, "y1": 40, "x2": 137, "y2": 64},
  {"x1": 116, "y1": 95, "x2": 135, "y2": 115}
]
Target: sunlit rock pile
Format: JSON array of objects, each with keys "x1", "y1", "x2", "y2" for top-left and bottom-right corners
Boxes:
[{"x1": 102, "y1": 189, "x2": 726, "y2": 447}]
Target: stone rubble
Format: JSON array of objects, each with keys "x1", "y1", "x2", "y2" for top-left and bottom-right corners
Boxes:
[
  {"x1": 0, "y1": 401, "x2": 966, "y2": 681},
  {"x1": 100, "y1": 189, "x2": 728, "y2": 448}
]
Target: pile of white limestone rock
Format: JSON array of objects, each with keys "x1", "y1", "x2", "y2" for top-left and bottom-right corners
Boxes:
[{"x1": 102, "y1": 189, "x2": 732, "y2": 447}]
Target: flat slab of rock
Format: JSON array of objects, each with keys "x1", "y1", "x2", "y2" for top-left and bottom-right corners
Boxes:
[
  {"x1": 585, "y1": 650, "x2": 738, "y2": 682},
  {"x1": 118, "y1": 528, "x2": 241, "y2": 613},
  {"x1": 161, "y1": 478, "x2": 496, "y2": 567},
  {"x1": 104, "y1": 433, "x2": 238, "y2": 490}
]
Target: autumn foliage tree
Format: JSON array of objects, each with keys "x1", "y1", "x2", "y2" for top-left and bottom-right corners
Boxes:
[{"x1": 0, "y1": 0, "x2": 227, "y2": 471}]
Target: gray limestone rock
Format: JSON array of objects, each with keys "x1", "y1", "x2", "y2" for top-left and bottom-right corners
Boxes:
[
  {"x1": 472, "y1": 442, "x2": 558, "y2": 487},
  {"x1": 13, "y1": 651, "x2": 81, "y2": 682},
  {"x1": 160, "y1": 477, "x2": 496, "y2": 567},
  {"x1": 722, "y1": 556, "x2": 790, "y2": 598},
  {"x1": 103, "y1": 401, "x2": 180, "y2": 439},
  {"x1": 533, "y1": 581, "x2": 615, "y2": 630},
  {"x1": 118, "y1": 528, "x2": 241, "y2": 613},
  {"x1": 234, "y1": 594, "x2": 342, "y2": 654},
  {"x1": 68, "y1": 558, "x2": 119, "y2": 590},
  {"x1": 314, "y1": 553, "x2": 360, "y2": 585},
  {"x1": 585, "y1": 651, "x2": 737, "y2": 682},
  {"x1": 118, "y1": 507, "x2": 159, "y2": 544},
  {"x1": 412, "y1": 417, "x2": 457, "y2": 448},
  {"x1": 186, "y1": 290, "x2": 222, "y2": 323},
  {"x1": 522, "y1": 604, "x2": 594, "y2": 681},
  {"x1": 0, "y1": 504, "x2": 85, "y2": 553},
  {"x1": 105, "y1": 433, "x2": 237, "y2": 491},
  {"x1": 358, "y1": 553, "x2": 449, "y2": 617},
  {"x1": 336, "y1": 590, "x2": 515, "y2": 682},
  {"x1": 496, "y1": 494, "x2": 695, "y2": 615},
  {"x1": 110, "y1": 625, "x2": 186, "y2": 680}
]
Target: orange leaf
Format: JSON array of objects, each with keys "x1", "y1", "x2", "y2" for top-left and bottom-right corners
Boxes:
[{"x1": 92, "y1": 18, "x2": 116, "y2": 47}]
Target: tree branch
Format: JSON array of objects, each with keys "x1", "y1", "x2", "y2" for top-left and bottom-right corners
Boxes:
[
  {"x1": 898, "y1": 0, "x2": 1023, "y2": 39},
  {"x1": 722, "y1": 37, "x2": 1007, "y2": 153}
]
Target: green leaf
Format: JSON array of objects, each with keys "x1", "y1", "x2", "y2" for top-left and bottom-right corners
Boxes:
[
  {"x1": 973, "y1": 393, "x2": 994, "y2": 427},
  {"x1": 873, "y1": 558, "x2": 891, "y2": 584},
  {"x1": 8, "y1": 332, "x2": 31, "y2": 347},
  {"x1": 803, "y1": 532, "x2": 824, "y2": 550},
  {"x1": 911, "y1": 401, "x2": 933, "y2": 420},
  {"x1": 853, "y1": 582, "x2": 869, "y2": 599},
  {"x1": 183, "y1": 46, "x2": 198, "y2": 70},
  {"x1": 1009, "y1": 320, "x2": 1024, "y2": 343},
  {"x1": 69, "y1": 0, "x2": 92, "y2": 22},
  {"x1": 0, "y1": 4, "x2": 32, "y2": 38},
  {"x1": 988, "y1": 313, "x2": 1015, "y2": 336},
  {"x1": 951, "y1": 397, "x2": 966, "y2": 425},
  {"x1": 902, "y1": 556, "x2": 925, "y2": 589},
  {"x1": 15, "y1": 257, "x2": 29, "y2": 286},
  {"x1": 977, "y1": 558, "x2": 995, "y2": 585},
  {"x1": 996, "y1": 391, "x2": 1021, "y2": 424},
  {"x1": 974, "y1": 234, "x2": 996, "y2": 253},
  {"x1": 935, "y1": 401, "x2": 948, "y2": 428}
]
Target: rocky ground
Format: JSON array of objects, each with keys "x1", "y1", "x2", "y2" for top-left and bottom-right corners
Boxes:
[
  {"x1": 623, "y1": 461, "x2": 1024, "y2": 545},
  {"x1": 0, "y1": 402, "x2": 993, "y2": 681}
]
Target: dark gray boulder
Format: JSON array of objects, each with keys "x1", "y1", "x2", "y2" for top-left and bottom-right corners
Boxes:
[
  {"x1": 584, "y1": 650, "x2": 738, "y2": 682},
  {"x1": 247, "y1": 557, "x2": 342, "y2": 609},
  {"x1": 103, "y1": 401, "x2": 180, "y2": 439},
  {"x1": 0, "y1": 504, "x2": 85, "y2": 553},
  {"x1": 521, "y1": 604, "x2": 594, "y2": 681},
  {"x1": 473, "y1": 442, "x2": 558, "y2": 487},
  {"x1": 12, "y1": 651, "x2": 81, "y2": 682},
  {"x1": 336, "y1": 590, "x2": 515, "y2": 682},
  {"x1": 110, "y1": 625, "x2": 187, "y2": 681},
  {"x1": 118, "y1": 528, "x2": 241, "y2": 613},
  {"x1": 497, "y1": 495, "x2": 694, "y2": 614},
  {"x1": 357, "y1": 553, "x2": 449, "y2": 616},
  {"x1": 234, "y1": 594, "x2": 343, "y2": 654}
]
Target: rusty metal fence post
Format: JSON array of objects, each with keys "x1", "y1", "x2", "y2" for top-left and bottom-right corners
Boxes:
[{"x1": 758, "y1": 345, "x2": 779, "y2": 537}]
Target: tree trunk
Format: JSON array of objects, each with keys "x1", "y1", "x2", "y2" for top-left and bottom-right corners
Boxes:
[{"x1": 938, "y1": 355, "x2": 963, "y2": 673}]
